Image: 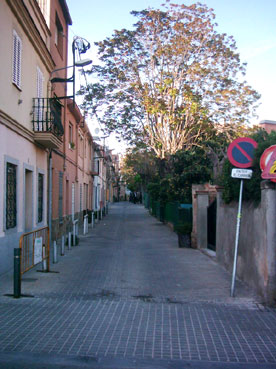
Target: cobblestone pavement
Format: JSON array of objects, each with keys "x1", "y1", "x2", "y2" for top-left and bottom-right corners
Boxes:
[{"x1": 0, "y1": 202, "x2": 276, "y2": 368}]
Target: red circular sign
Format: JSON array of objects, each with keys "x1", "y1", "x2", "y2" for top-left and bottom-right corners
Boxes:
[
  {"x1": 260, "y1": 145, "x2": 276, "y2": 170},
  {"x1": 227, "y1": 137, "x2": 258, "y2": 168},
  {"x1": 260, "y1": 145, "x2": 276, "y2": 183}
]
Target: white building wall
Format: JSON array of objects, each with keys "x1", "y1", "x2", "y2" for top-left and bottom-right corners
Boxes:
[{"x1": 0, "y1": 1, "x2": 50, "y2": 275}]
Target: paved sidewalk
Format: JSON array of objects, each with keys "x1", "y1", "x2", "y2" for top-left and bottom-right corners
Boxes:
[{"x1": 0, "y1": 202, "x2": 275, "y2": 368}]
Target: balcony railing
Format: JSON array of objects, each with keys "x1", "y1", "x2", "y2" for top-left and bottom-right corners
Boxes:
[
  {"x1": 32, "y1": 98, "x2": 64, "y2": 136},
  {"x1": 91, "y1": 162, "x2": 99, "y2": 176},
  {"x1": 32, "y1": 98, "x2": 64, "y2": 149}
]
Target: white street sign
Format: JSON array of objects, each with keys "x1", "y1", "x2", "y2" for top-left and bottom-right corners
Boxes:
[
  {"x1": 34, "y1": 237, "x2": 43, "y2": 265},
  {"x1": 231, "y1": 168, "x2": 253, "y2": 179}
]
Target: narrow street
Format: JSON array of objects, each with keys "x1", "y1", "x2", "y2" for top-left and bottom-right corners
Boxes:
[{"x1": 0, "y1": 202, "x2": 276, "y2": 369}]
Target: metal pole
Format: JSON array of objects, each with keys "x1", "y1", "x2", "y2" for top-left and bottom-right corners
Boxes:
[
  {"x1": 13, "y1": 248, "x2": 21, "y2": 298},
  {"x1": 231, "y1": 179, "x2": 244, "y2": 297},
  {"x1": 68, "y1": 232, "x2": 71, "y2": 250},
  {"x1": 83, "y1": 215, "x2": 88, "y2": 235},
  {"x1": 42, "y1": 245, "x2": 47, "y2": 272},
  {"x1": 73, "y1": 224, "x2": 76, "y2": 246},
  {"x1": 53, "y1": 240, "x2": 57, "y2": 263},
  {"x1": 72, "y1": 39, "x2": 76, "y2": 108},
  {"x1": 61, "y1": 235, "x2": 65, "y2": 256},
  {"x1": 48, "y1": 150, "x2": 52, "y2": 257}
]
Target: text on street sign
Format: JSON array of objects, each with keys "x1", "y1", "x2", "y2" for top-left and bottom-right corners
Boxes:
[{"x1": 231, "y1": 168, "x2": 253, "y2": 179}]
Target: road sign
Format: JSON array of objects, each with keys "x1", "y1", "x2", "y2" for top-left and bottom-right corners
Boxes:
[
  {"x1": 227, "y1": 137, "x2": 257, "y2": 298},
  {"x1": 227, "y1": 137, "x2": 258, "y2": 168},
  {"x1": 231, "y1": 168, "x2": 253, "y2": 179},
  {"x1": 260, "y1": 145, "x2": 276, "y2": 181}
]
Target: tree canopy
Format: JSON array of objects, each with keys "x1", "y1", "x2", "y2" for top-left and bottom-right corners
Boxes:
[{"x1": 80, "y1": 1, "x2": 260, "y2": 158}]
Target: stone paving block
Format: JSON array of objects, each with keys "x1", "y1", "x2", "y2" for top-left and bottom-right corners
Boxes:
[{"x1": 0, "y1": 203, "x2": 276, "y2": 368}]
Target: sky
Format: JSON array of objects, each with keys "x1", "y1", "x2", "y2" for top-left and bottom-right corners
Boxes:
[{"x1": 66, "y1": 0, "x2": 276, "y2": 152}]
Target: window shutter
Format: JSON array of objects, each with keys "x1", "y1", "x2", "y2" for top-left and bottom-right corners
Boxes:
[
  {"x1": 12, "y1": 31, "x2": 22, "y2": 88},
  {"x1": 36, "y1": 67, "x2": 44, "y2": 98},
  {"x1": 36, "y1": 67, "x2": 44, "y2": 126}
]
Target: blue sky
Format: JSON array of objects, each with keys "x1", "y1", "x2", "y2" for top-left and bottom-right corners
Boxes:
[{"x1": 66, "y1": 0, "x2": 276, "y2": 146}]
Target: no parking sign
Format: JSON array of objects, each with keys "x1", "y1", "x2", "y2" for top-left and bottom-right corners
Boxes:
[
  {"x1": 226, "y1": 137, "x2": 258, "y2": 298},
  {"x1": 227, "y1": 137, "x2": 258, "y2": 168}
]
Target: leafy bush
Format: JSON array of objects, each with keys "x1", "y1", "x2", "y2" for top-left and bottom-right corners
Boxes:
[{"x1": 147, "y1": 147, "x2": 212, "y2": 203}]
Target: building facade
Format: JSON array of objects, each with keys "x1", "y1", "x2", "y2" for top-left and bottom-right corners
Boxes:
[
  {"x1": 0, "y1": 0, "x2": 58, "y2": 274},
  {"x1": 0, "y1": 0, "x2": 119, "y2": 275}
]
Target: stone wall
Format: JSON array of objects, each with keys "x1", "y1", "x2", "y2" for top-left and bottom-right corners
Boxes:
[
  {"x1": 191, "y1": 184, "x2": 220, "y2": 249},
  {"x1": 193, "y1": 181, "x2": 276, "y2": 304},
  {"x1": 216, "y1": 181, "x2": 276, "y2": 304}
]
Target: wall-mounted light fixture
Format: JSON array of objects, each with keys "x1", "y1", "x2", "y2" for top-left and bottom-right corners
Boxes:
[{"x1": 50, "y1": 36, "x2": 92, "y2": 106}]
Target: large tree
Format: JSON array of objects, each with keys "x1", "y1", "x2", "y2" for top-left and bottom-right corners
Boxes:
[
  {"x1": 80, "y1": 1, "x2": 260, "y2": 158},
  {"x1": 120, "y1": 144, "x2": 158, "y2": 192}
]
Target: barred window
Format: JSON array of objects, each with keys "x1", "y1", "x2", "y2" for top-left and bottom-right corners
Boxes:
[
  {"x1": 6, "y1": 163, "x2": 17, "y2": 229},
  {"x1": 38, "y1": 173, "x2": 43, "y2": 223}
]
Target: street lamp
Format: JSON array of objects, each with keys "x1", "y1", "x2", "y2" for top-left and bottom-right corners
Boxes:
[
  {"x1": 50, "y1": 36, "x2": 92, "y2": 106},
  {"x1": 50, "y1": 59, "x2": 92, "y2": 82},
  {"x1": 48, "y1": 36, "x2": 91, "y2": 251}
]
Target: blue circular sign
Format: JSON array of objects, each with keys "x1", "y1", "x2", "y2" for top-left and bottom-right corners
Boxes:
[{"x1": 227, "y1": 137, "x2": 258, "y2": 168}]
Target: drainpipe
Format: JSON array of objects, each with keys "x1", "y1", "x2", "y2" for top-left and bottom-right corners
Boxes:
[{"x1": 48, "y1": 149, "x2": 52, "y2": 248}]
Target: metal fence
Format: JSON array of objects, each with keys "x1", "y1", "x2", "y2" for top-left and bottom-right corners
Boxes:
[
  {"x1": 19, "y1": 226, "x2": 50, "y2": 274},
  {"x1": 144, "y1": 193, "x2": 192, "y2": 230}
]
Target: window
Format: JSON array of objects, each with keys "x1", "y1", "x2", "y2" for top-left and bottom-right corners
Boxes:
[
  {"x1": 12, "y1": 30, "x2": 22, "y2": 89},
  {"x1": 36, "y1": 0, "x2": 50, "y2": 25},
  {"x1": 6, "y1": 163, "x2": 17, "y2": 229},
  {"x1": 69, "y1": 123, "x2": 74, "y2": 148},
  {"x1": 55, "y1": 13, "x2": 63, "y2": 57},
  {"x1": 38, "y1": 173, "x2": 43, "y2": 223},
  {"x1": 80, "y1": 184, "x2": 83, "y2": 212},
  {"x1": 79, "y1": 135, "x2": 84, "y2": 157},
  {"x1": 84, "y1": 183, "x2": 88, "y2": 210},
  {"x1": 72, "y1": 183, "x2": 75, "y2": 220}
]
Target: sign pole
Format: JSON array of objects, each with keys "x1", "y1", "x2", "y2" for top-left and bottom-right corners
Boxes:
[{"x1": 231, "y1": 179, "x2": 244, "y2": 297}]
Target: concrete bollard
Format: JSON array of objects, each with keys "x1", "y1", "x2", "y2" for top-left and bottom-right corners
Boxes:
[
  {"x1": 13, "y1": 248, "x2": 21, "y2": 298},
  {"x1": 68, "y1": 232, "x2": 71, "y2": 250},
  {"x1": 73, "y1": 220, "x2": 78, "y2": 246},
  {"x1": 92, "y1": 212, "x2": 94, "y2": 228},
  {"x1": 61, "y1": 235, "x2": 65, "y2": 256},
  {"x1": 83, "y1": 215, "x2": 88, "y2": 235},
  {"x1": 73, "y1": 225, "x2": 76, "y2": 246},
  {"x1": 53, "y1": 241, "x2": 58, "y2": 264},
  {"x1": 42, "y1": 245, "x2": 47, "y2": 271}
]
